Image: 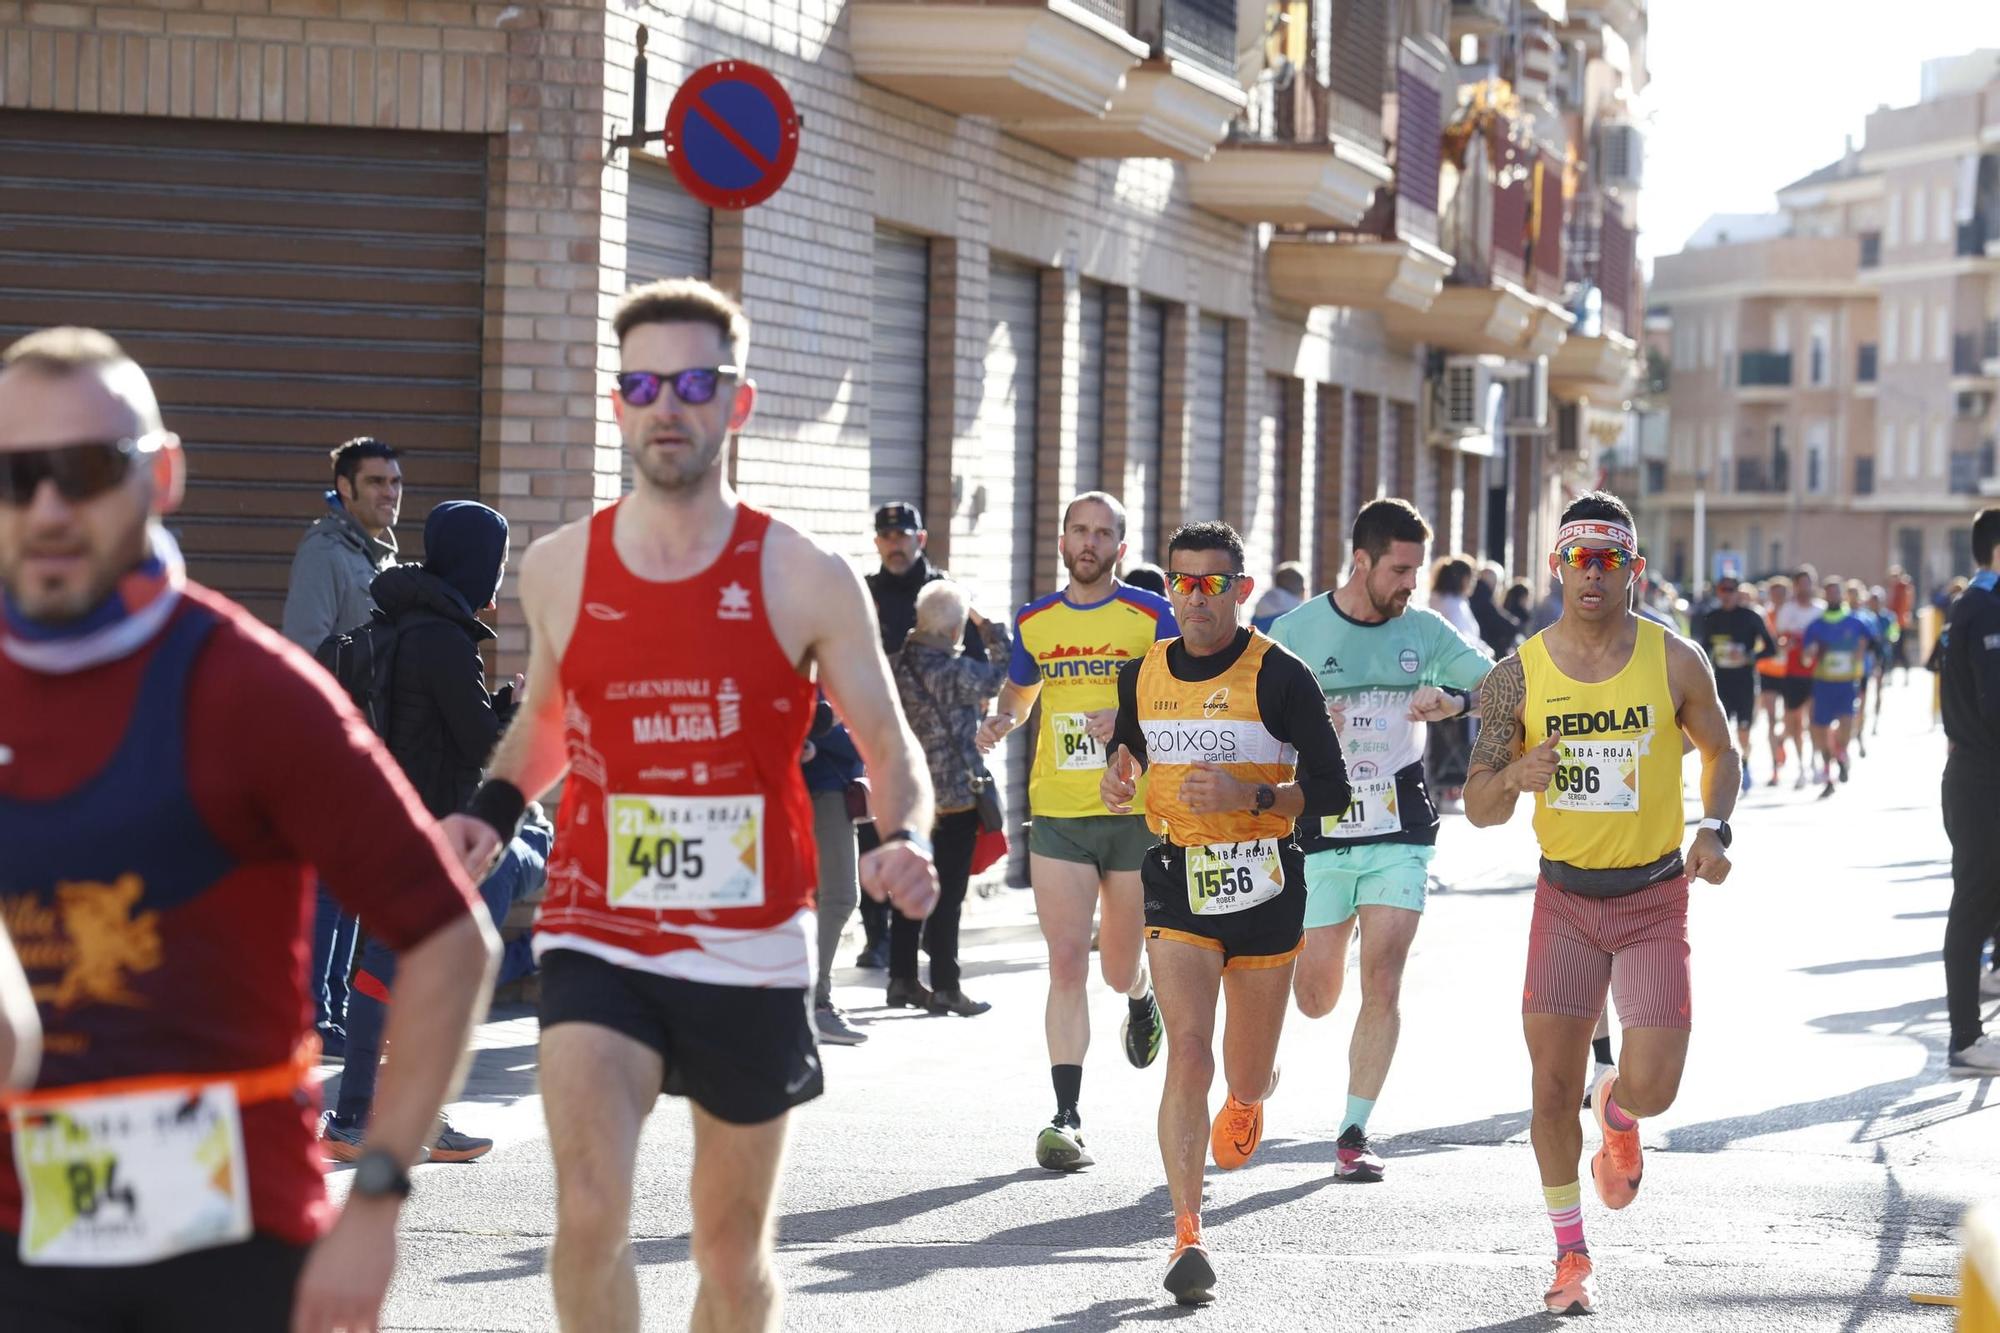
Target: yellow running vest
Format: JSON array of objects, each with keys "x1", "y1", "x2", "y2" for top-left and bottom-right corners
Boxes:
[
  {"x1": 1519, "y1": 619, "x2": 1684, "y2": 871},
  {"x1": 1136, "y1": 633, "x2": 1297, "y2": 847}
]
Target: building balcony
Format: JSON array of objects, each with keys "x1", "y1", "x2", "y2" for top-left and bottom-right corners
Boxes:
[
  {"x1": 1734, "y1": 455, "x2": 1788, "y2": 494},
  {"x1": 1736, "y1": 350, "x2": 1791, "y2": 400},
  {"x1": 1859, "y1": 231, "x2": 1881, "y2": 269},
  {"x1": 1264, "y1": 233, "x2": 1454, "y2": 312},
  {"x1": 1007, "y1": 0, "x2": 1249, "y2": 158},
  {"x1": 850, "y1": 0, "x2": 1149, "y2": 127},
  {"x1": 1985, "y1": 318, "x2": 2000, "y2": 377},
  {"x1": 1383, "y1": 278, "x2": 1573, "y2": 357},
  {"x1": 1854, "y1": 455, "x2": 1875, "y2": 496},
  {"x1": 1950, "y1": 443, "x2": 1998, "y2": 496},
  {"x1": 1549, "y1": 327, "x2": 1638, "y2": 403},
  {"x1": 1189, "y1": 131, "x2": 1391, "y2": 224},
  {"x1": 1448, "y1": 0, "x2": 1506, "y2": 41},
  {"x1": 1857, "y1": 343, "x2": 1877, "y2": 382}
]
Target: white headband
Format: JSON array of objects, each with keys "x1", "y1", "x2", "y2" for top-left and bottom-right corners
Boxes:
[{"x1": 1555, "y1": 520, "x2": 1637, "y2": 554}]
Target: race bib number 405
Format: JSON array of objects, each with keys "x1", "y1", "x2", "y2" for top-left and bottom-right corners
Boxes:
[
  {"x1": 1544, "y1": 739, "x2": 1640, "y2": 813},
  {"x1": 13, "y1": 1083, "x2": 251, "y2": 1267},
  {"x1": 608, "y1": 794, "x2": 765, "y2": 911},
  {"x1": 1184, "y1": 839, "x2": 1285, "y2": 916},
  {"x1": 1321, "y1": 776, "x2": 1400, "y2": 839},
  {"x1": 1051, "y1": 712, "x2": 1106, "y2": 771}
]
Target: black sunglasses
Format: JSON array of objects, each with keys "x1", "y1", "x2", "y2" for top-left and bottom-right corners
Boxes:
[
  {"x1": 0, "y1": 435, "x2": 163, "y2": 507},
  {"x1": 614, "y1": 366, "x2": 741, "y2": 408}
]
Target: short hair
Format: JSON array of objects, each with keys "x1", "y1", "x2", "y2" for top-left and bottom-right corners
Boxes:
[
  {"x1": 1558, "y1": 490, "x2": 1635, "y2": 531},
  {"x1": 914, "y1": 578, "x2": 968, "y2": 637},
  {"x1": 614, "y1": 278, "x2": 751, "y2": 364},
  {"x1": 1063, "y1": 491, "x2": 1128, "y2": 539},
  {"x1": 1433, "y1": 557, "x2": 1474, "y2": 596},
  {"x1": 1123, "y1": 562, "x2": 1167, "y2": 594},
  {"x1": 1975, "y1": 507, "x2": 2000, "y2": 567},
  {"x1": 1351, "y1": 498, "x2": 1432, "y2": 561},
  {"x1": 1273, "y1": 561, "x2": 1307, "y2": 594},
  {"x1": 1166, "y1": 521, "x2": 1245, "y2": 573},
  {"x1": 1793, "y1": 564, "x2": 1818, "y2": 585},
  {"x1": 331, "y1": 437, "x2": 399, "y2": 490},
  {"x1": 2, "y1": 326, "x2": 164, "y2": 431}
]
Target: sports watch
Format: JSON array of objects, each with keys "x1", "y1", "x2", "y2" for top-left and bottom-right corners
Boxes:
[
  {"x1": 351, "y1": 1150, "x2": 412, "y2": 1202},
  {"x1": 1697, "y1": 817, "x2": 1732, "y2": 849},
  {"x1": 1251, "y1": 784, "x2": 1277, "y2": 813}
]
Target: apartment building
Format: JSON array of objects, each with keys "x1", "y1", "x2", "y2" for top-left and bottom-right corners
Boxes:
[{"x1": 1647, "y1": 53, "x2": 2000, "y2": 595}]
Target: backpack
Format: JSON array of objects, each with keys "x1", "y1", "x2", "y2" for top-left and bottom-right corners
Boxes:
[{"x1": 315, "y1": 613, "x2": 404, "y2": 735}]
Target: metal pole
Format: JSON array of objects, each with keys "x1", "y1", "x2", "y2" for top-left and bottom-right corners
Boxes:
[{"x1": 1693, "y1": 469, "x2": 1708, "y2": 593}]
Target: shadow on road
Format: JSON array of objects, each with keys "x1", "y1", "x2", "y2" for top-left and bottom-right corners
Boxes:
[
  {"x1": 1042, "y1": 1297, "x2": 1206, "y2": 1329},
  {"x1": 1795, "y1": 950, "x2": 1940, "y2": 976}
]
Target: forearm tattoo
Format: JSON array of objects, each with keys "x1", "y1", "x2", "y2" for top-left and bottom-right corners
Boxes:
[{"x1": 1467, "y1": 654, "x2": 1526, "y2": 774}]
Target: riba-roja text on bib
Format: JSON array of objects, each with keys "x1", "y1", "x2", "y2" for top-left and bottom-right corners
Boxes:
[
  {"x1": 1323, "y1": 774, "x2": 1401, "y2": 838},
  {"x1": 1184, "y1": 839, "x2": 1285, "y2": 916},
  {"x1": 13, "y1": 1082, "x2": 251, "y2": 1267},
  {"x1": 608, "y1": 793, "x2": 765, "y2": 911},
  {"x1": 1051, "y1": 711, "x2": 1107, "y2": 771}
]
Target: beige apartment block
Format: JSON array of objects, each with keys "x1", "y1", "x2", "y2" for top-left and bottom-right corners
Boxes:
[
  {"x1": 1648, "y1": 57, "x2": 2000, "y2": 596},
  {"x1": 1, "y1": 0, "x2": 1651, "y2": 662}
]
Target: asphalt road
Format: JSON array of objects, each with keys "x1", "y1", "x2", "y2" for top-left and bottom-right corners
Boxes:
[{"x1": 326, "y1": 674, "x2": 1996, "y2": 1331}]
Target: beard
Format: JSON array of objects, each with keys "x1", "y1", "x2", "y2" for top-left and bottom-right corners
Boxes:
[
  {"x1": 632, "y1": 430, "x2": 724, "y2": 492},
  {"x1": 1369, "y1": 583, "x2": 1410, "y2": 618},
  {"x1": 1063, "y1": 548, "x2": 1107, "y2": 582}
]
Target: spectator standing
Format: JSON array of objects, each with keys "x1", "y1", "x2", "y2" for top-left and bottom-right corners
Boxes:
[
  {"x1": 1940, "y1": 508, "x2": 2000, "y2": 1075},
  {"x1": 1426, "y1": 556, "x2": 1482, "y2": 807},
  {"x1": 890, "y1": 581, "x2": 1012, "y2": 1017},
  {"x1": 803, "y1": 711, "x2": 870, "y2": 1045},
  {"x1": 1252, "y1": 561, "x2": 1308, "y2": 631},
  {"x1": 282, "y1": 437, "x2": 404, "y2": 1055},
  {"x1": 1470, "y1": 564, "x2": 1524, "y2": 659},
  {"x1": 1502, "y1": 578, "x2": 1534, "y2": 625},
  {"x1": 1123, "y1": 562, "x2": 1168, "y2": 596},
  {"x1": 857, "y1": 500, "x2": 983, "y2": 968},
  {"x1": 1528, "y1": 576, "x2": 1564, "y2": 634},
  {"x1": 321, "y1": 500, "x2": 521, "y2": 1163}
]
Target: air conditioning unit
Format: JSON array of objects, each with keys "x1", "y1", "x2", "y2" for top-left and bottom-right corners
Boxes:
[
  {"x1": 1431, "y1": 355, "x2": 1504, "y2": 437},
  {"x1": 1597, "y1": 122, "x2": 1643, "y2": 191},
  {"x1": 1502, "y1": 358, "x2": 1550, "y2": 430}
]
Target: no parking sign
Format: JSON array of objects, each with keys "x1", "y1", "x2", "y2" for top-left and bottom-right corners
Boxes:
[{"x1": 663, "y1": 61, "x2": 800, "y2": 211}]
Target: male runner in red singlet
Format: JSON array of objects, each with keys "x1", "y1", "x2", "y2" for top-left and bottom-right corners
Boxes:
[{"x1": 442, "y1": 280, "x2": 941, "y2": 1333}]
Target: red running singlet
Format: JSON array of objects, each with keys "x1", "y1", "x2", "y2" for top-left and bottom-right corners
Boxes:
[{"x1": 533, "y1": 502, "x2": 820, "y2": 988}]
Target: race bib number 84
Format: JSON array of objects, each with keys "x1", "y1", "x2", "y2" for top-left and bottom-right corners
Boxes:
[{"x1": 609, "y1": 793, "x2": 765, "y2": 911}]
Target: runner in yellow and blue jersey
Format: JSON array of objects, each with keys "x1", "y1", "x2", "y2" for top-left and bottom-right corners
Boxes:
[
  {"x1": 976, "y1": 492, "x2": 1177, "y2": 1171},
  {"x1": 1801, "y1": 576, "x2": 1877, "y2": 798}
]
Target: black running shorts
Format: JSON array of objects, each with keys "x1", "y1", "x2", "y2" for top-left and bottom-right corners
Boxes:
[
  {"x1": 1140, "y1": 839, "x2": 1307, "y2": 970},
  {"x1": 538, "y1": 948, "x2": 823, "y2": 1124},
  {"x1": 1778, "y1": 676, "x2": 1814, "y2": 710},
  {"x1": 1715, "y1": 669, "x2": 1757, "y2": 727},
  {"x1": 0, "y1": 1231, "x2": 307, "y2": 1333}
]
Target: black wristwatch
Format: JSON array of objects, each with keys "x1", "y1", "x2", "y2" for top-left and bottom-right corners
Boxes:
[
  {"x1": 1251, "y1": 784, "x2": 1276, "y2": 813},
  {"x1": 1697, "y1": 817, "x2": 1732, "y2": 849},
  {"x1": 351, "y1": 1150, "x2": 412, "y2": 1202}
]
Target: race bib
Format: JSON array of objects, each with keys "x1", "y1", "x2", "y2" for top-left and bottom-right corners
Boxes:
[
  {"x1": 1545, "y1": 739, "x2": 1640, "y2": 813},
  {"x1": 1184, "y1": 839, "x2": 1285, "y2": 917},
  {"x1": 1710, "y1": 639, "x2": 1749, "y2": 670},
  {"x1": 1820, "y1": 650, "x2": 1856, "y2": 679},
  {"x1": 1321, "y1": 776, "x2": 1401, "y2": 838},
  {"x1": 608, "y1": 793, "x2": 765, "y2": 911},
  {"x1": 13, "y1": 1083, "x2": 250, "y2": 1267},
  {"x1": 1051, "y1": 711, "x2": 1106, "y2": 772}
]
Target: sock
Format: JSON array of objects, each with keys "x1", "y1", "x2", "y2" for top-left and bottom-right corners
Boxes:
[
  {"x1": 1127, "y1": 960, "x2": 1152, "y2": 1002},
  {"x1": 1052, "y1": 1064, "x2": 1083, "y2": 1121},
  {"x1": 1602, "y1": 1087, "x2": 1638, "y2": 1132},
  {"x1": 1341, "y1": 1094, "x2": 1375, "y2": 1136},
  {"x1": 1543, "y1": 1182, "x2": 1587, "y2": 1256},
  {"x1": 1591, "y1": 1036, "x2": 1614, "y2": 1067}
]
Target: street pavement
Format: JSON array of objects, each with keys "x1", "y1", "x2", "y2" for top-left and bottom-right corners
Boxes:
[{"x1": 329, "y1": 673, "x2": 1996, "y2": 1331}]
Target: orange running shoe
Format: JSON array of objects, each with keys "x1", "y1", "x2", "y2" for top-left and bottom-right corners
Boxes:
[
  {"x1": 1163, "y1": 1213, "x2": 1215, "y2": 1306},
  {"x1": 1543, "y1": 1251, "x2": 1598, "y2": 1315},
  {"x1": 1209, "y1": 1067, "x2": 1279, "y2": 1170},
  {"x1": 1589, "y1": 1068, "x2": 1642, "y2": 1210}
]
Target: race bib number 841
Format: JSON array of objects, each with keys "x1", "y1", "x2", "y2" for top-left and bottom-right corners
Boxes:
[{"x1": 608, "y1": 793, "x2": 765, "y2": 911}]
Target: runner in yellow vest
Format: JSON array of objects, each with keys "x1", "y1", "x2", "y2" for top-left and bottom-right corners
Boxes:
[{"x1": 1464, "y1": 492, "x2": 1738, "y2": 1318}]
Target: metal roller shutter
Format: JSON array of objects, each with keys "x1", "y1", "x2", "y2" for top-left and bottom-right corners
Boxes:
[
  {"x1": 1188, "y1": 315, "x2": 1228, "y2": 526},
  {"x1": 1245, "y1": 375, "x2": 1285, "y2": 589},
  {"x1": 1127, "y1": 300, "x2": 1167, "y2": 565},
  {"x1": 626, "y1": 160, "x2": 711, "y2": 284},
  {"x1": 1076, "y1": 281, "x2": 1108, "y2": 496},
  {"x1": 869, "y1": 229, "x2": 929, "y2": 511},
  {"x1": 0, "y1": 111, "x2": 486, "y2": 628}
]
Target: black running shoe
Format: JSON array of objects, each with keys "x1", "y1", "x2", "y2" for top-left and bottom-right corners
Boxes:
[
  {"x1": 1034, "y1": 1112, "x2": 1093, "y2": 1171},
  {"x1": 1122, "y1": 991, "x2": 1163, "y2": 1069}
]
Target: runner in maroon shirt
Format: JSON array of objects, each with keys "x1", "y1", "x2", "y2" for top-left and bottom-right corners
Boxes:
[
  {"x1": 444, "y1": 280, "x2": 941, "y2": 1333},
  {"x1": 0, "y1": 328, "x2": 497, "y2": 1333}
]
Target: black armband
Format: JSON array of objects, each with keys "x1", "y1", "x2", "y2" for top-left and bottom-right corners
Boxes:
[{"x1": 467, "y1": 779, "x2": 528, "y2": 843}]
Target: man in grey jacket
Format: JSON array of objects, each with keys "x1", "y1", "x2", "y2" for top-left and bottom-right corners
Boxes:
[
  {"x1": 281, "y1": 436, "x2": 402, "y2": 652},
  {"x1": 281, "y1": 436, "x2": 402, "y2": 1053}
]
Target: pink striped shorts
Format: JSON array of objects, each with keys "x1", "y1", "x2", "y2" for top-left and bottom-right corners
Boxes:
[{"x1": 1523, "y1": 875, "x2": 1691, "y2": 1030}]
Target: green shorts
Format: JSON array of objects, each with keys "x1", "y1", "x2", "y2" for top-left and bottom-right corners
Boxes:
[
  {"x1": 1028, "y1": 815, "x2": 1154, "y2": 874},
  {"x1": 1302, "y1": 842, "x2": 1435, "y2": 928}
]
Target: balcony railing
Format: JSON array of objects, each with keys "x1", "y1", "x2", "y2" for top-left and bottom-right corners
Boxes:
[
  {"x1": 1859, "y1": 231, "x2": 1881, "y2": 269},
  {"x1": 1131, "y1": 0, "x2": 1236, "y2": 80},
  {"x1": 1857, "y1": 344, "x2": 1878, "y2": 382},
  {"x1": 1950, "y1": 444, "x2": 1998, "y2": 495},
  {"x1": 1987, "y1": 318, "x2": 2000, "y2": 362},
  {"x1": 1955, "y1": 333, "x2": 1985, "y2": 377},
  {"x1": 1957, "y1": 216, "x2": 1992, "y2": 260},
  {"x1": 1738, "y1": 351, "x2": 1792, "y2": 387},
  {"x1": 1644, "y1": 459, "x2": 1666, "y2": 494},
  {"x1": 1734, "y1": 456, "x2": 1789, "y2": 493},
  {"x1": 1855, "y1": 456, "x2": 1875, "y2": 495}
]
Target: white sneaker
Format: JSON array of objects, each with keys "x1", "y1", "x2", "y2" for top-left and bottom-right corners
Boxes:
[
  {"x1": 1949, "y1": 1036, "x2": 2000, "y2": 1077},
  {"x1": 1981, "y1": 970, "x2": 2000, "y2": 1001},
  {"x1": 1582, "y1": 1061, "x2": 1615, "y2": 1108}
]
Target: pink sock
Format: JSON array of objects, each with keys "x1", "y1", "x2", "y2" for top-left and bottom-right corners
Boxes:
[
  {"x1": 1602, "y1": 1088, "x2": 1637, "y2": 1132},
  {"x1": 1543, "y1": 1182, "x2": 1587, "y2": 1256}
]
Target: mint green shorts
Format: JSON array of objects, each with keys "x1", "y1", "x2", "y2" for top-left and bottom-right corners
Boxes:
[{"x1": 1302, "y1": 843, "x2": 1435, "y2": 928}]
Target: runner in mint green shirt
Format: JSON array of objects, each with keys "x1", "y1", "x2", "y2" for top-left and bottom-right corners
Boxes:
[{"x1": 1267, "y1": 498, "x2": 1493, "y2": 1182}]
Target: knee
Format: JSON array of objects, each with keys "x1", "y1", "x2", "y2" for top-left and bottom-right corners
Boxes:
[
  {"x1": 689, "y1": 1218, "x2": 773, "y2": 1305},
  {"x1": 554, "y1": 1185, "x2": 629, "y2": 1266},
  {"x1": 1294, "y1": 975, "x2": 1340, "y2": 1019},
  {"x1": 1611, "y1": 1064, "x2": 1682, "y2": 1118},
  {"x1": 1046, "y1": 941, "x2": 1090, "y2": 991},
  {"x1": 1530, "y1": 1064, "x2": 1584, "y2": 1114},
  {"x1": 1358, "y1": 964, "x2": 1404, "y2": 1011},
  {"x1": 1166, "y1": 1041, "x2": 1214, "y2": 1090}
]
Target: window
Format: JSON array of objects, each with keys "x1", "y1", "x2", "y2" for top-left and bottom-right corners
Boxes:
[
  {"x1": 1911, "y1": 188, "x2": 1927, "y2": 247},
  {"x1": 1886, "y1": 191, "x2": 1901, "y2": 246},
  {"x1": 1879, "y1": 420, "x2": 1895, "y2": 480},
  {"x1": 1701, "y1": 318, "x2": 1715, "y2": 369},
  {"x1": 1932, "y1": 421, "x2": 1948, "y2": 477},
  {"x1": 1905, "y1": 422, "x2": 1921, "y2": 477},
  {"x1": 1936, "y1": 307, "x2": 1951, "y2": 366},
  {"x1": 1720, "y1": 334, "x2": 1734, "y2": 385},
  {"x1": 1805, "y1": 422, "x2": 1828, "y2": 494},
  {"x1": 1908, "y1": 300, "x2": 1924, "y2": 362},
  {"x1": 1809, "y1": 322, "x2": 1829, "y2": 386},
  {"x1": 1773, "y1": 313, "x2": 1790, "y2": 354},
  {"x1": 1936, "y1": 184, "x2": 1954, "y2": 244},
  {"x1": 1883, "y1": 300, "x2": 1899, "y2": 362}
]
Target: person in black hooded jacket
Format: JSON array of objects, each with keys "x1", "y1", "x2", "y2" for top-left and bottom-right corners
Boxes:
[{"x1": 371, "y1": 500, "x2": 520, "y2": 817}]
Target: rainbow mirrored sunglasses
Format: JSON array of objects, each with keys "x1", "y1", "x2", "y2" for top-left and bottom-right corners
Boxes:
[
  {"x1": 1555, "y1": 544, "x2": 1635, "y2": 572},
  {"x1": 1165, "y1": 571, "x2": 1244, "y2": 597}
]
